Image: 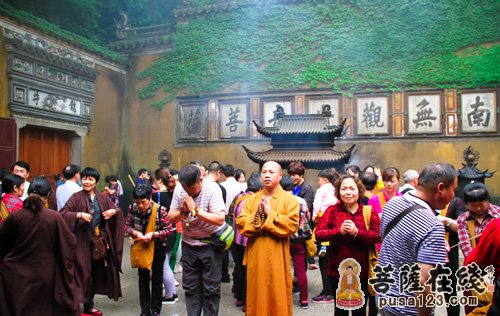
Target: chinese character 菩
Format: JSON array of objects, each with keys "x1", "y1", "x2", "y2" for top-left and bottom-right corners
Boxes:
[
  {"x1": 225, "y1": 106, "x2": 244, "y2": 132},
  {"x1": 369, "y1": 263, "x2": 396, "y2": 294}
]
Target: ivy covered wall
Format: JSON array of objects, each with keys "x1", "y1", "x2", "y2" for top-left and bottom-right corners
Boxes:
[{"x1": 138, "y1": 0, "x2": 500, "y2": 108}]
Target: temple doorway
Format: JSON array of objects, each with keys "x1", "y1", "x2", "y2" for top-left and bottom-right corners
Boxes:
[{"x1": 19, "y1": 126, "x2": 71, "y2": 188}]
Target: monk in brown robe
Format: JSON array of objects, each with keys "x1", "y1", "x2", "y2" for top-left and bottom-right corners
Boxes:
[
  {"x1": 236, "y1": 161, "x2": 299, "y2": 316},
  {"x1": 0, "y1": 176, "x2": 80, "y2": 316},
  {"x1": 60, "y1": 167, "x2": 124, "y2": 316}
]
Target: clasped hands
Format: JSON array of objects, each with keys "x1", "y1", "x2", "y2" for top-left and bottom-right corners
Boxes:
[
  {"x1": 340, "y1": 219, "x2": 358, "y2": 236},
  {"x1": 258, "y1": 196, "x2": 271, "y2": 215},
  {"x1": 180, "y1": 195, "x2": 197, "y2": 217}
]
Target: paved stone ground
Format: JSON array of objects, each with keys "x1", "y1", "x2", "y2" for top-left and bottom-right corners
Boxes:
[{"x1": 94, "y1": 239, "x2": 455, "y2": 315}]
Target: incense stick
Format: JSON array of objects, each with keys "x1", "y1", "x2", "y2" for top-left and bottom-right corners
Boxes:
[{"x1": 450, "y1": 233, "x2": 482, "y2": 249}]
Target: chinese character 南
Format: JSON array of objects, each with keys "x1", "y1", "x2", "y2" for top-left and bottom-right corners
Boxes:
[
  {"x1": 467, "y1": 96, "x2": 491, "y2": 128},
  {"x1": 399, "y1": 263, "x2": 425, "y2": 294},
  {"x1": 456, "y1": 262, "x2": 488, "y2": 294},
  {"x1": 225, "y1": 106, "x2": 244, "y2": 132},
  {"x1": 268, "y1": 104, "x2": 285, "y2": 127},
  {"x1": 425, "y1": 263, "x2": 453, "y2": 294},
  {"x1": 412, "y1": 98, "x2": 437, "y2": 128},
  {"x1": 186, "y1": 108, "x2": 201, "y2": 134},
  {"x1": 362, "y1": 101, "x2": 384, "y2": 128},
  {"x1": 368, "y1": 263, "x2": 396, "y2": 294}
]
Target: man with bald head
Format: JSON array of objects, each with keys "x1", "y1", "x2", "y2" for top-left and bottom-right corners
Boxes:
[{"x1": 236, "y1": 161, "x2": 299, "y2": 316}]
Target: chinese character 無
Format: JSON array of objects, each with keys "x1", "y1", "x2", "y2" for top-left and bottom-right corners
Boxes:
[{"x1": 412, "y1": 98, "x2": 437, "y2": 128}]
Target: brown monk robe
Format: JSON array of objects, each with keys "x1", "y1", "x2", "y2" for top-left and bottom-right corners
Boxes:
[
  {"x1": 236, "y1": 161, "x2": 299, "y2": 316},
  {"x1": 60, "y1": 189, "x2": 124, "y2": 302},
  {"x1": 0, "y1": 207, "x2": 80, "y2": 315}
]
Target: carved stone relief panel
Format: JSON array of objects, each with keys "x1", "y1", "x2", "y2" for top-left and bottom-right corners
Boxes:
[
  {"x1": 262, "y1": 98, "x2": 293, "y2": 127},
  {"x1": 307, "y1": 97, "x2": 340, "y2": 126},
  {"x1": 27, "y1": 89, "x2": 82, "y2": 116},
  {"x1": 12, "y1": 57, "x2": 34, "y2": 75},
  {"x1": 47, "y1": 67, "x2": 69, "y2": 85},
  {"x1": 356, "y1": 96, "x2": 390, "y2": 135},
  {"x1": 460, "y1": 92, "x2": 496, "y2": 133},
  {"x1": 219, "y1": 100, "x2": 249, "y2": 139},
  {"x1": 407, "y1": 94, "x2": 442, "y2": 134},
  {"x1": 178, "y1": 102, "x2": 208, "y2": 141}
]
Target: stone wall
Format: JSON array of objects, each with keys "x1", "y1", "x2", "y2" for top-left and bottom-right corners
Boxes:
[{"x1": 126, "y1": 52, "x2": 500, "y2": 198}]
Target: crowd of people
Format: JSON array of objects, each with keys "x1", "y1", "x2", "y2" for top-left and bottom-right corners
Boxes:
[{"x1": 0, "y1": 159, "x2": 499, "y2": 316}]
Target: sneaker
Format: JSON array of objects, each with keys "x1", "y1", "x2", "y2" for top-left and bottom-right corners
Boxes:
[
  {"x1": 309, "y1": 263, "x2": 319, "y2": 270},
  {"x1": 235, "y1": 300, "x2": 244, "y2": 307},
  {"x1": 318, "y1": 246, "x2": 327, "y2": 257},
  {"x1": 162, "y1": 294, "x2": 178, "y2": 304},
  {"x1": 175, "y1": 280, "x2": 179, "y2": 286},
  {"x1": 174, "y1": 263, "x2": 183, "y2": 273},
  {"x1": 299, "y1": 301, "x2": 309, "y2": 309},
  {"x1": 312, "y1": 294, "x2": 334, "y2": 304}
]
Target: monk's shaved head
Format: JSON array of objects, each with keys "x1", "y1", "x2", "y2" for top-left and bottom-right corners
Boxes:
[
  {"x1": 261, "y1": 161, "x2": 283, "y2": 193},
  {"x1": 262, "y1": 161, "x2": 282, "y2": 172}
]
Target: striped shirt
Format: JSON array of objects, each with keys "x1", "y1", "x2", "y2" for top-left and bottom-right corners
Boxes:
[
  {"x1": 170, "y1": 179, "x2": 226, "y2": 246},
  {"x1": 378, "y1": 192, "x2": 446, "y2": 316}
]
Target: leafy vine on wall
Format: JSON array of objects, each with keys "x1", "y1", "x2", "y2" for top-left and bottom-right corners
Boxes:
[{"x1": 138, "y1": 0, "x2": 500, "y2": 109}]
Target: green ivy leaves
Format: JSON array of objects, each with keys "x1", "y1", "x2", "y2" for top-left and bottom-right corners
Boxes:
[{"x1": 139, "y1": 1, "x2": 500, "y2": 108}]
